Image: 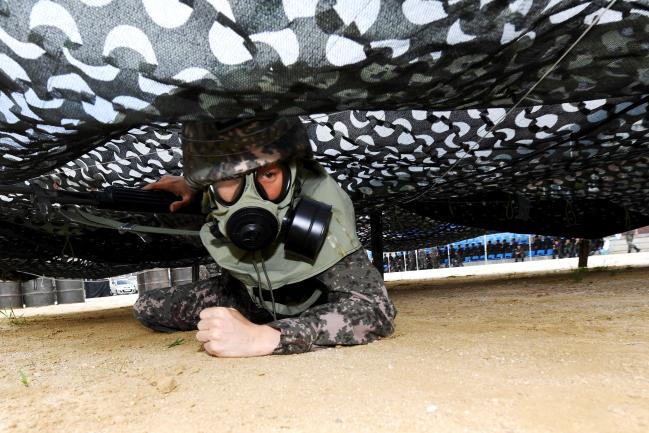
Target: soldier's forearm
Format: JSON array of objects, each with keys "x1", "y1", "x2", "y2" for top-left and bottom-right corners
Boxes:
[{"x1": 268, "y1": 293, "x2": 396, "y2": 355}]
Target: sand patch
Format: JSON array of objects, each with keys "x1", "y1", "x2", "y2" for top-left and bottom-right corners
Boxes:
[{"x1": 1, "y1": 268, "x2": 648, "y2": 433}]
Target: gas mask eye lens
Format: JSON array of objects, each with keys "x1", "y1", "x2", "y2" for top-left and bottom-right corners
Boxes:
[
  {"x1": 209, "y1": 177, "x2": 245, "y2": 206},
  {"x1": 254, "y1": 162, "x2": 291, "y2": 203}
]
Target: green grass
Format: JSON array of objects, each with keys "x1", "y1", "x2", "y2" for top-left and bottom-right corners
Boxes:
[
  {"x1": 167, "y1": 337, "x2": 185, "y2": 348},
  {"x1": 0, "y1": 307, "x2": 27, "y2": 326},
  {"x1": 18, "y1": 369, "x2": 29, "y2": 387}
]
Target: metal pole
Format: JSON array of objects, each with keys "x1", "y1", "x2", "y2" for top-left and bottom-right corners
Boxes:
[
  {"x1": 369, "y1": 211, "x2": 384, "y2": 277},
  {"x1": 403, "y1": 251, "x2": 407, "y2": 271},
  {"x1": 447, "y1": 245, "x2": 451, "y2": 267},
  {"x1": 415, "y1": 249, "x2": 420, "y2": 271},
  {"x1": 191, "y1": 262, "x2": 200, "y2": 282},
  {"x1": 578, "y1": 239, "x2": 590, "y2": 268},
  {"x1": 386, "y1": 253, "x2": 391, "y2": 273},
  {"x1": 528, "y1": 234, "x2": 532, "y2": 260},
  {"x1": 483, "y1": 234, "x2": 488, "y2": 264}
]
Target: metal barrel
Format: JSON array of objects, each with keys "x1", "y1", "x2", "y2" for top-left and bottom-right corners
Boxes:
[
  {"x1": 136, "y1": 272, "x2": 146, "y2": 296},
  {"x1": 22, "y1": 278, "x2": 56, "y2": 307},
  {"x1": 55, "y1": 279, "x2": 86, "y2": 304},
  {"x1": 170, "y1": 267, "x2": 193, "y2": 287},
  {"x1": 0, "y1": 280, "x2": 23, "y2": 309},
  {"x1": 141, "y1": 268, "x2": 170, "y2": 294}
]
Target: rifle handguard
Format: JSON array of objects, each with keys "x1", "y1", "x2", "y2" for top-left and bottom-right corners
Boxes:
[{"x1": 97, "y1": 187, "x2": 203, "y2": 214}]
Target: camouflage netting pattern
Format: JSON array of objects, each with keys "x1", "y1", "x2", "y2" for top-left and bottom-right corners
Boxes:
[{"x1": 1, "y1": 0, "x2": 648, "y2": 277}]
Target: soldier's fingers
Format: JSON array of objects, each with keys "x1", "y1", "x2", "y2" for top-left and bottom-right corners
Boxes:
[
  {"x1": 199, "y1": 307, "x2": 218, "y2": 319},
  {"x1": 209, "y1": 328, "x2": 222, "y2": 340},
  {"x1": 200, "y1": 307, "x2": 228, "y2": 319},
  {"x1": 198, "y1": 317, "x2": 223, "y2": 331},
  {"x1": 142, "y1": 182, "x2": 159, "y2": 191},
  {"x1": 204, "y1": 341, "x2": 223, "y2": 356},
  {"x1": 169, "y1": 200, "x2": 186, "y2": 213},
  {"x1": 204, "y1": 317, "x2": 223, "y2": 329},
  {"x1": 226, "y1": 307, "x2": 244, "y2": 319},
  {"x1": 195, "y1": 330, "x2": 211, "y2": 342}
]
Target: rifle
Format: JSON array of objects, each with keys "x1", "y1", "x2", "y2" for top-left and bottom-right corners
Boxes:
[{"x1": 0, "y1": 184, "x2": 203, "y2": 217}]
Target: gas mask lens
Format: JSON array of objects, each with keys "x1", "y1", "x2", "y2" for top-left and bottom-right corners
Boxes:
[
  {"x1": 210, "y1": 177, "x2": 245, "y2": 206},
  {"x1": 254, "y1": 163, "x2": 291, "y2": 203},
  {"x1": 210, "y1": 162, "x2": 290, "y2": 207}
]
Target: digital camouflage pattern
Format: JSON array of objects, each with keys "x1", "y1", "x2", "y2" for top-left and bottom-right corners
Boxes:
[{"x1": 133, "y1": 249, "x2": 396, "y2": 354}]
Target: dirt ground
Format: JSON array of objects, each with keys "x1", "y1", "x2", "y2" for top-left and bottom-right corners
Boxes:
[{"x1": 1, "y1": 268, "x2": 648, "y2": 433}]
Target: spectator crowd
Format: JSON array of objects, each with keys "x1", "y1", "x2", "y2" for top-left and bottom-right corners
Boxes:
[{"x1": 382, "y1": 235, "x2": 605, "y2": 273}]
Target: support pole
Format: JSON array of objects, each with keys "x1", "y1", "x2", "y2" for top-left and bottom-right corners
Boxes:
[
  {"x1": 483, "y1": 234, "x2": 488, "y2": 264},
  {"x1": 191, "y1": 262, "x2": 200, "y2": 282},
  {"x1": 447, "y1": 245, "x2": 451, "y2": 268},
  {"x1": 578, "y1": 239, "x2": 590, "y2": 268},
  {"x1": 370, "y1": 211, "x2": 384, "y2": 277}
]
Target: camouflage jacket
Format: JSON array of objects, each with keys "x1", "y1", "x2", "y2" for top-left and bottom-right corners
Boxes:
[
  {"x1": 268, "y1": 248, "x2": 396, "y2": 354},
  {"x1": 133, "y1": 248, "x2": 396, "y2": 355}
]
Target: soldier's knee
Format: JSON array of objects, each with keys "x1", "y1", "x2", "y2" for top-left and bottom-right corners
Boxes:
[
  {"x1": 132, "y1": 295, "x2": 151, "y2": 320},
  {"x1": 132, "y1": 296, "x2": 176, "y2": 333}
]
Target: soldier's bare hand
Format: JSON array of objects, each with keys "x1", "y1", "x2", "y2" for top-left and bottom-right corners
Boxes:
[
  {"x1": 195, "y1": 307, "x2": 280, "y2": 357},
  {"x1": 143, "y1": 175, "x2": 196, "y2": 212}
]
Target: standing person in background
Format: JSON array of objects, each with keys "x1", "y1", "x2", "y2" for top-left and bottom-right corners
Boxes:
[
  {"x1": 431, "y1": 248, "x2": 439, "y2": 269},
  {"x1": 568, "y1": 238, "x2": 577, "y2": 257},
  {"x1": 625, "y1": 230, "x2": 641, "y2": 253},
  {"x1": 514, "y1": 243, "x2": 525, "y2": 262},
  {"x1": 560, "y1": 238, "x2": 569, "y2": 258},
  {"x1": 495, "y1": 240, "x2": 503, "y2": 257},
  {"x1": 552, "y1": 238, "x2": 561, "y2": 259}
]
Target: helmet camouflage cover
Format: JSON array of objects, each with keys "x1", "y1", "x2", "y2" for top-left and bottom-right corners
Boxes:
[{"x1": 182, "y1": 117, "x2": 312, "y2": 190}]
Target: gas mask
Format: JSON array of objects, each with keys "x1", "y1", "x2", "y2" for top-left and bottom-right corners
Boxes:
[{"x1": 207, "y1": 161, "x2": 333, "y2": 261}]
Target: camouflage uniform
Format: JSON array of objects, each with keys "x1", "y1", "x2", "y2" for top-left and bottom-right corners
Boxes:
[{"x1": 133, "y1": 248, "x2": 396, "y2": 355}]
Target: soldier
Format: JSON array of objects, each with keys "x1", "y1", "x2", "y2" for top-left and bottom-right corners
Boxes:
[
  {"x1": 624, "y1": 230, "x2": 641, "y2": 253},
  {"x1": 134, "y1": 118, "x2": 396, "y2": 357}
]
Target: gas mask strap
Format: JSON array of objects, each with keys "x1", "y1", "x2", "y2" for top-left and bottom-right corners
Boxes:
[
  {"x1": 260, "y1": 255, "x2": 277, "y2": 321},
  {"x1": 251, "y1": 251, "x2": 277, "y2": 321}
]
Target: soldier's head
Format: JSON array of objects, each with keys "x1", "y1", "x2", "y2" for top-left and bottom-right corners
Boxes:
[{"x1": 182, "y1": 117, "x2": 331, "y2": 261}]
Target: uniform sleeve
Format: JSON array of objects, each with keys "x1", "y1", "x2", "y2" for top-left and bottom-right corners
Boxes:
[{"x1": 267, "y1": 249, "x2": 397, "y2": 355}]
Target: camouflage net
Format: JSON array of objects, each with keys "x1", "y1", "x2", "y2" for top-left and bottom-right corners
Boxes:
[{"x1": 1, "y1": 1, "x2": 648, "y2": 277}]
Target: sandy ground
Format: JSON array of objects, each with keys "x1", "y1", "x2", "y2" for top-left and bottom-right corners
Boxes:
[{"x1": 1, "y1": 268, "x2": 648, "y2": 433}]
